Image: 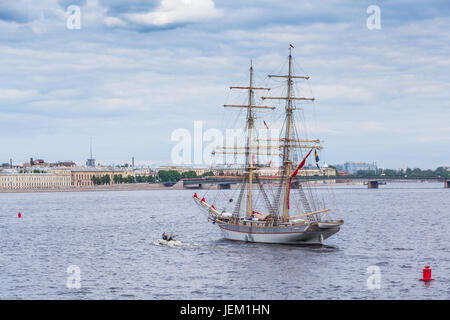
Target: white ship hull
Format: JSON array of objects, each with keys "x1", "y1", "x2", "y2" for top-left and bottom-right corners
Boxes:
[{"x1": 216, "y1": 222, "x2": 340, "y2": 245}]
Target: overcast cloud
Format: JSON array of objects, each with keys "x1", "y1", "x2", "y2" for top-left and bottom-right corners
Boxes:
[{"x1": 0, "y1": 0, "x2": 449, "y2": 168}]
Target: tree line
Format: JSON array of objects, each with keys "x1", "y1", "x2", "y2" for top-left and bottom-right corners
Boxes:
[
  {"x1": 90, "y1": 170, "x2": 215, "y2": 185},
  {"x1": 91, "y1": 174, "x2": 155, "y2": 185},
  {"x1": 352, "y1": 167, "x2": 449, "y2": 178},
  {"x1": 157, "y1": 170, "x2": 214, "y2": 183}
]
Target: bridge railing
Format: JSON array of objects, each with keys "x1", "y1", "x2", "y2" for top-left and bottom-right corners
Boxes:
[{"x1": 182, "y1": 175, "x2": 447, "y2": 184}]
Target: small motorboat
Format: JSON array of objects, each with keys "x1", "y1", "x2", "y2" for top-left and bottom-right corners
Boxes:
[
  {"x1": 157, "y1": 238, "x2": 183, "y2": 247},
  {"x1": 157, "y1": 232, "x2": 191, "y2": 247}
]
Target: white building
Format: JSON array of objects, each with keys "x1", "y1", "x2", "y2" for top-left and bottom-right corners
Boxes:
[{"x1": 0, "y1": 169, "x2": 72, "y2": 190}]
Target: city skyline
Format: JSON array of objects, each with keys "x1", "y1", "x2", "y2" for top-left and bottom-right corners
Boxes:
[
  {"x1": 1, "y1": 155, "x2": 447, "y2": 171},
  {"x1": 0, "y1": 1, "x2": 449, "y2": 169}
]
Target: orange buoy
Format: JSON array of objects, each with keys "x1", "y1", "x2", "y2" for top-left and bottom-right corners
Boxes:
[
  {"x1": 420, "y1": 266, "x2": 435, "y2": 281},
  {"x1": 18, "y1": 212, "x2": 22, "y2": 218}
]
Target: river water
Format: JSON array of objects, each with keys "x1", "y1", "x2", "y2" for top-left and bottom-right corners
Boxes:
[{"x1": 0, "y1": 182, "x2": 449, "y2": 299}]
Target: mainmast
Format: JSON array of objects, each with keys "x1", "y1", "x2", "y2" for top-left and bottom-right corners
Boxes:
[
  {"x1": 282, "y1": 49, "x2": 294, "y2": 222},
  {"x1": 262, "y1": 45, "x2": 315, "y2": 222}
]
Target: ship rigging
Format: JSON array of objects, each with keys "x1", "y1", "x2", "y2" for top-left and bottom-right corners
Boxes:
[{"x1": 193, "y1": 45, "x2": 343, "y2": 245}]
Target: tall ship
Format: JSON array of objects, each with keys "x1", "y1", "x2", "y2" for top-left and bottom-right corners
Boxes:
[{"x1": 193, "y1": 45, "x2": 343, "y2": 245}]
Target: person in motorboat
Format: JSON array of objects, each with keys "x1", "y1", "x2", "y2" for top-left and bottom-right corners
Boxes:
[{"x1": 162, "y1": 232, "x2": 175, "y2": 241}]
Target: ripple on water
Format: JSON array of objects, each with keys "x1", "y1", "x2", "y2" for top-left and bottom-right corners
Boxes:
[{"x1": 0, "y1": 184, "x2": 448, "y2": 299}]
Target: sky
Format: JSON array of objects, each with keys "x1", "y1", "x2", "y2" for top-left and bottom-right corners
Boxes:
[{"x1": 0, "y1": 0, "x2": 449, "y2": 169}]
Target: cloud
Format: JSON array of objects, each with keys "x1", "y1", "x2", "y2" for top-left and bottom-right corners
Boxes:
[
  {"x1": 104, "y1": 0, "x2": 221, "y2": 30},
  {"x1": 0, "y1": 2, "x2": 40, "y2": 23},
  {"x1": 58, "y1": 0, "x2": 87, "y2": 8},
  {"x1": 0, "y1": 88, "x2": 41, "y2": 103},
  {"x1": 0, "y1": 0, "x2": 449, "y2": 168},
  {"x1": 311, "y1": 84, "x2": 374, "y2": 104},
  {"x1": 104, "y1": 16, "x2": 127, "y2": 28},
  {"x1": 99, "y1": 0, "x2": 160, "y2": 15}
]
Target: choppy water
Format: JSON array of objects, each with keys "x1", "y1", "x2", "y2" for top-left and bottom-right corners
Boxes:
[{"x1": 0, "y1": 182, "x2": 449, "y2": 299}]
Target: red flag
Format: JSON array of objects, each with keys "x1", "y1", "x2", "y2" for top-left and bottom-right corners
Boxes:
[
  {"x1": 263, "y1": 120, "x2": 269, "y2": 129},
  {"x1": 287, "y1": 149, "x2": 313, "y2": 209}
]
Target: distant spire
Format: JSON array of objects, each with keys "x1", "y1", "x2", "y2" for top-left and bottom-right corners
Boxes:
[{"x1": 86, "y1": 136, "x2": 96, "y2": 167}]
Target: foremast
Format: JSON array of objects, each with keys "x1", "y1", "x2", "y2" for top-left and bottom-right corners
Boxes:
[
  {"x1": 246, "y1": 62, "x2": 255, "y2": 219},
  {"x1": 219, "y1": 62, "x2": 271, "y2": 219}
]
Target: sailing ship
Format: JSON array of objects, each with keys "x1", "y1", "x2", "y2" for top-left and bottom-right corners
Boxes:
[{"x1": 193, "y1": 46, "x2": 343, "y2": 245}]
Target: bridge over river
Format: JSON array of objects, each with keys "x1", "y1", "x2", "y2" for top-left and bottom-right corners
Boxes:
[{"x1": 182, "y1": 175, "x2": 450, "y2": 189}]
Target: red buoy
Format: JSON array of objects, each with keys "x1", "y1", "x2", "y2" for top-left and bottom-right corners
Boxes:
[
  {"x1": 420, "y1": 266, "x2": 434, "y2": 281},
  {"x1": 18, "y1": 212, "x2": 22, "y2": 218}
]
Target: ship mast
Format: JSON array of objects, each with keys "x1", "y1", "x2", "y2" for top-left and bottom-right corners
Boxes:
[
  {"x1": 215, "y1": 62, "x2": 271, "y2": 218},
  {"x1": 246, "y1": 61, "x2": 255, "y2": 219},
  {"x1": 282, "y1": 49, "x2": 294, "y2": 222},
  {"x1": 262, "y1": 46, "x2": 315, "y2": 222}
]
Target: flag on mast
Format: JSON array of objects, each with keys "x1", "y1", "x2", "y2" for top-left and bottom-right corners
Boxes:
[{"x1": 315, "y1": 149, "x2": 320, "y2": 169}]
